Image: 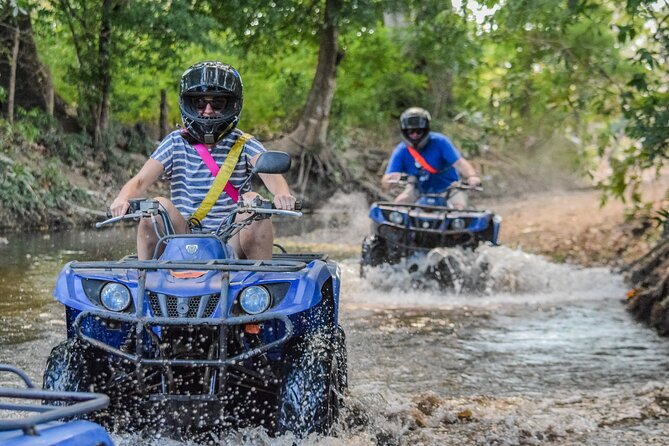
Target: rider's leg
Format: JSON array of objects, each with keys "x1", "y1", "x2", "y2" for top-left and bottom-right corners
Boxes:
[
  {"x1": 137, "y1": 197, "x2": 188, "y2": 260},
  {"x1": 395, "y1": 184, "x2": 418, "y2": 204},
  {"x1": 228, "y1": 216, "x2": 274, "y2": 260},
  {"x1": 448, "y1": 190, "x2": 469, "y2": 210}
]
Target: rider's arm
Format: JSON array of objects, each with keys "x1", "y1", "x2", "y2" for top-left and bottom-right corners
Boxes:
[
  {"x1": 453, "y1": 158, "x2": 481, "y2": 187},
  {"x1": 250, "y1": 154, "x2": 296, "y2": 210},
  {"x1": 258, "y1": 173, "x2": 296, "y2": 210},
  {"x1": 109, "y1": 158, "x2": 165, "y2": 217}
]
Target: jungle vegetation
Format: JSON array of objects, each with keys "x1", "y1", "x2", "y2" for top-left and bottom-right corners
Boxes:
[{"x1": 0, "y1": 0, "x2": 667, "y2": 229}]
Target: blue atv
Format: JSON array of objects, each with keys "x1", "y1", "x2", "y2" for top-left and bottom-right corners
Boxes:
[
  {"x1": 360, "y1": 178, "x2": 501, "y2": 287},
  {"x1": 0, "y1": 364, "x2": 113, "y2": 446},
  {"x1": 42, "y1": 152, "x2": 347, "y2": 439}
]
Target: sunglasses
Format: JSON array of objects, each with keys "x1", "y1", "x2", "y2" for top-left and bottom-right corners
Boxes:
[
  {"x1": 193, "y1": 97, "x2": 227, "y2": 112},
  {"x1": 408, "y1": 129, "x2": 425, "y2": 137}
]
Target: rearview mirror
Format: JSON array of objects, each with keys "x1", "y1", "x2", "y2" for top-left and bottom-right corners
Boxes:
[{"x1": 254, "y1": 151, "x2": 291, "y2": 174}]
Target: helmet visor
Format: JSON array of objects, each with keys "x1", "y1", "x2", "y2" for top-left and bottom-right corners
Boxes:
[
  {"x1": 407, "y1": 129, "x2": 426, "y2": 139},
  {"x1": 182, "y1": 93, "x2": 233, "y2": 118},
  {"x1": 401, "y1": 115, "x2": 429, "y2": 130}
]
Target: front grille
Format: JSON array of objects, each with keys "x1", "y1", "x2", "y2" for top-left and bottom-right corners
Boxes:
[
  {"x1": 148, "y1": 293, "x2": 220, "y2": 318},
  {"x1": 410, "y1": 217, "x2": 442, "y2": 230},
  {"x1": 378, "y1": 223, "x2": 475, "y2": 250}
]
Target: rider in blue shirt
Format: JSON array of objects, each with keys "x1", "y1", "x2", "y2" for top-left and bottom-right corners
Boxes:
[{"x1": 381, "y1": 107, "x2": 481, "y2": 208}]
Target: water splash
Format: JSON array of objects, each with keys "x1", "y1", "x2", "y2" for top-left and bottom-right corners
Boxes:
[{"x1": 345, "y1": 245, "x2": 625, "y2": 309}]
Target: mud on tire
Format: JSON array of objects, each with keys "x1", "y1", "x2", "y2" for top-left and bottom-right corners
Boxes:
[
  {"x1": 43, "y1": 339, "x2": 96, "y2": 396},
  {"x1": 276, "y1": 330, "x2": 345, "y2": 437},
  {"x1": 361, "y1": 235, "x2": 388, "y2": 268},
  {"x1": 43, "y1": 339, "x2": 129, "y2": 427}
]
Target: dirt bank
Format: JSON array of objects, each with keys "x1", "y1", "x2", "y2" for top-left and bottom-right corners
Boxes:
[{"x1": 482, "y1": 177, "x2": 668, "y2": 268}]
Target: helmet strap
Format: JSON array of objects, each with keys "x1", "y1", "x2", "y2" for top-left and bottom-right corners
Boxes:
[{"x1": 204, "y1": 133, "x2": 215, "y2": 145}]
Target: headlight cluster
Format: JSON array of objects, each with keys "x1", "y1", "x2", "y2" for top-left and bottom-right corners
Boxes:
[
  {"x1": 450, "y1": 218, "x2": 467, "y2": 230},
  {"x1": 100, "y1": 283, "x2": 132, "y2": 312},
  {"x1": 239, "y1": 286, "x2": 272, "y2": 314},
  {"x1": 388, "y1": 211, "x2": 404, "y2": 224}
]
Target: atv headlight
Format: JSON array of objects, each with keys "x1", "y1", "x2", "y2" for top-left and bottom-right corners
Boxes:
[
  {"x1": 388, "y1": 211, "x2": 404, "y2": 224},
  {"x1": 451, "y1": 218, "x2": 466, "y2": 230},
  {"x1": 100, "y1": 283, "x2": 131, "y2": 312},
  {"x1": 240, "y1": 286, "x2": 271, "y2": 315}
]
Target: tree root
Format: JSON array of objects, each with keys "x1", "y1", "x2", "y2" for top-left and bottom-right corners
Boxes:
[{"x1": 286, "y1": 150, "x2": 390, "y2": 205}]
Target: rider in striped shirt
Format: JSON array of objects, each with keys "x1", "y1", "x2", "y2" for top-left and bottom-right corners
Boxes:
[{"x1": 110, "y1": 61, "x2": 295, "y2": 260}]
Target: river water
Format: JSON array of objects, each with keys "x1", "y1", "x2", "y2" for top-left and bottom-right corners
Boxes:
[{"x1": 1, "y1": 197, "x2": 668, "y2": 445}]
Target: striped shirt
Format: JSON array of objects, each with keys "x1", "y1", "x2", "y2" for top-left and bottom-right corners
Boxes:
[{"x1": 151, "y1": 129, "x2": 266, "y2": 231}]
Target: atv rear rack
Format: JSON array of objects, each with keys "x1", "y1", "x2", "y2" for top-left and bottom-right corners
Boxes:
[{"x1": 0, "y1": 364, "x2": 109, "y2": 435}]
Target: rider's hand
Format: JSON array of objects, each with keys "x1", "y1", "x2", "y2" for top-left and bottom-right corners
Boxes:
[
  {"x1": 273, "y1": 193, "x2": 296, "y2": 210},
  {"x1": 109, "y1": 197, "x2": 129, "y2": 217},
  {"x1": 381, "y1": 173, "x2": 402, "y2": 190},
  {"x1": 466, "y1": 175, "x2": 481, "y2": 187}
]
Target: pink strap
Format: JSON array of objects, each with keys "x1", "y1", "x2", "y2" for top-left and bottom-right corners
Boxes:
[{"x1": 193, "y1": 143, "x2": 240, "y2": 202}]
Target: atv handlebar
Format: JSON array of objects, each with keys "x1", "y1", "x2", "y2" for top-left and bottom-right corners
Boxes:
[
  {"x1": 386, "y1": 175, "x2": 484, "y2": 192},
  {"x1": 97, "y1": 197, "x2": 303, "y2": 247}
]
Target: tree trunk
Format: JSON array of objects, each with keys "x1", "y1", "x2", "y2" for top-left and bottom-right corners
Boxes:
[
  {"x1": 45, "y1": 71, "x2": 54, "y2": 117},
  {"x1": 94, "y1": 0, "x2": 113, "y2": 149},
  {"x1": 7, "y1": 25, "x2": 19, "y2": 124},
  {"x1": 159, "y1": 89, "x2": 169, "y2": 139},
  {"x1": 0, "y1": 12, "x2": 79, "y2": 130},
  {"x1": 268, "y1": 0, "x2": 342, "y2": 156}
]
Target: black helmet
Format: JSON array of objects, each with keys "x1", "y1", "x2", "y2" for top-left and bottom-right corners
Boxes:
[
  {"x1": 400, "y1": 107, "x2": 431, "y2": 150},
  {"x1": 179, "y1": 61, "x2": 243, "y2": 144}
]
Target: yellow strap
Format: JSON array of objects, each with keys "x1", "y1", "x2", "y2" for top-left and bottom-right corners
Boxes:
[{"x1": 189, "y1": 133, "x2": 251, "y2": 227}]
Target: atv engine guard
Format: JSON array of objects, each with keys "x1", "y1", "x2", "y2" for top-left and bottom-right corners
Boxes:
[
  {"x1": 73, "y1": 310, "x2": 293, "y2": 367},
  {"x1": 73, "y1": 309, "x2": 293, "y2": 402}
]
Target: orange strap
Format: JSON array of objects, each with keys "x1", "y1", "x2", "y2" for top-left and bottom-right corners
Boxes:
[{"x1": 407, "y1": 146, "x2": 438, "y2": 174}]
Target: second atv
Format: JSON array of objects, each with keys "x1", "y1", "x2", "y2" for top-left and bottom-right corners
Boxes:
[{"x1": 360, "y1": 178, "x2": 501, "y2": 288}]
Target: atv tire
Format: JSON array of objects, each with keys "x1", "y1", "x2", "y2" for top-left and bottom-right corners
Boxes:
[
  {"x1": 276, "y1": 331, "x2": 344, "y2": 437},
  {"x1": 360, "y1": 235, "x2": 388, "y2": 277},
  {"x1": 43, "y1": 339, "x2": 96, "y2": 397},
  {"x1": 43, "y1": 339, "x2": 131, "y2": 429}
]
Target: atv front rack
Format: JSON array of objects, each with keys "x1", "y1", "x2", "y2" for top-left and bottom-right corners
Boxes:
[
  {"x1": 377, "y1": 223, "x2": 476, "y2": 251},
  {"x1": 0, "y1": 364, "x2": 109, "y2": 435},
  {"x1": 71, "y1": 257, "x2": 309, "y2": 273},
  {"x1": 373, "y1": 202, "x2": 493, "y2": 251}
]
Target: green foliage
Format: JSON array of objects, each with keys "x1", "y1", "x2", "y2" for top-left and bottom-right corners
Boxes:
[
  {"x1": 0, "y1": 155, "x2": 89, "y2": 226},
  {"x1": 239, "y1": 47, "x2": 316, "y2": 137},
  {"x1": 334, "y1": 27, "x2": 426, "y2": 130},
  {"x1": 0, "y1": 111, "x2": 93, "y2": 228},
  {"x1": 594, "y1": 0, "x2": 669, "y2": 206},
  {"x1": 32, "y1": 0, "x2": 217, "y2": 138},
  {"x1": 13, "y1": 0, "x2": 665, "y2": 216}
]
